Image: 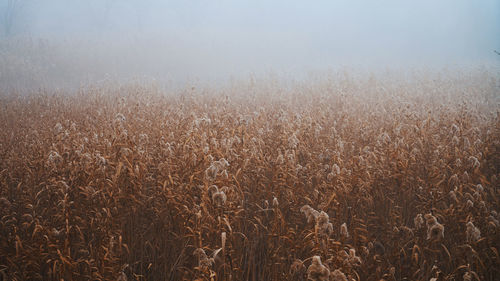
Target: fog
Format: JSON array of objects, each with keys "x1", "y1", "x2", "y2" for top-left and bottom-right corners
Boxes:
[{"x1": 1, "y1": 0, "x2": 499, "y2": 91}]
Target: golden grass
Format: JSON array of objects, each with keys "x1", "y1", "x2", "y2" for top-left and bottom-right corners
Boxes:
[{"x1": 0, "y1": 72, "x2": 499, "y2": 280}]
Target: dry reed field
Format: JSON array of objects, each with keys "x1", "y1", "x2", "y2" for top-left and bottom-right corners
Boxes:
[{"x1": 0, "y1": 71, "x2": 499, "y2": 281}]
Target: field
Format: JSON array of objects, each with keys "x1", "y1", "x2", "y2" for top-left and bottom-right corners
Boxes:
[{"x1": 0, "y1": 71, "x2": 499, "y2": 281}]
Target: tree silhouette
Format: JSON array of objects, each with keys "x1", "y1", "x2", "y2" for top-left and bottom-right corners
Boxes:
[{"x1": 2, "y1": 0, "x2": 28, "y2": 37}]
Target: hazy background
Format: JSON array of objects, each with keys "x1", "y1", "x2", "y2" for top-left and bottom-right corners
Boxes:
[{"x1": 1, "y1": 0, "x2": 499, "y2": 91}]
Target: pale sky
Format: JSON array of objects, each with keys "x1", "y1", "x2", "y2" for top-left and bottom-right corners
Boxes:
[{"x1": 2, "y1": 0, "x2": 499, "y2": 84}]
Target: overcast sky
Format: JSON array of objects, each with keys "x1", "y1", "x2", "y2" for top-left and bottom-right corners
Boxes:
[{"x1": 2, "y1": 0, "x2": 499, "y2": 84}]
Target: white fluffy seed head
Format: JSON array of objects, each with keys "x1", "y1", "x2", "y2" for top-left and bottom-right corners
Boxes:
[
  {"x1": 466, "y1": 222, "x2": 481, "y2": 242},
  {"x1": 272, "y1": 197, "x2": 279, "y2": 208},
  {"x1": 212, "y1": 190, "x2": 227, "y2": 207},
  {"x1": 424, "y1": 213, "x2": 437, "y2": 228},
  {"x1": 307, "y1": 256, "x2": 330, "y2": 281},
  {"x1": 316, "y1": 211, "x2": 329, "y2": 225},
  {"x1": 340, "y1": 223, "x2": 349, "y2": 238},
  {"x1": 414, "y1": 214, "x2": 424, "y2": 230},
  {"x1": 427, "y1": 222, "x2": 444, "y2": 241},
  {"x1": 301, "y1": 205, "x2": 319, "y2": 223}
]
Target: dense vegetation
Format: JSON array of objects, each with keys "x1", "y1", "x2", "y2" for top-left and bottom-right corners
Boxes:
[{"x1": 0, "y1": 72, "x2": 499, "y2": 280}]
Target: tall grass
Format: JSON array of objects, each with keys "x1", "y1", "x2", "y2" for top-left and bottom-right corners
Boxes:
[{"x1": 0, "y1": 71, "x2": 499, "y2": 280}]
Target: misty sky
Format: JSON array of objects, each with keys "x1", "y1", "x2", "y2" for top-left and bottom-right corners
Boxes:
[{"x1": 2, "y1": 0, "x2": 499, "y2": 83}]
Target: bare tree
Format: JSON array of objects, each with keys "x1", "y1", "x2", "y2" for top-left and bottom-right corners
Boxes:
[
  {"x1": 3, "y1": 0, "x2": 19, "y2": 36},
  {"x1": 2, "y1": 0, "x2": 32, "y2": 37}
]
